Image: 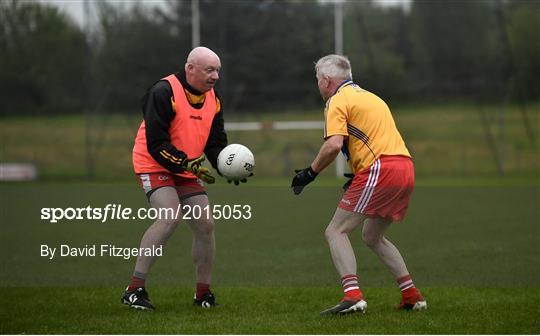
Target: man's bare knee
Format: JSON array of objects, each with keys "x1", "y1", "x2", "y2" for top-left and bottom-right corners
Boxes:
[
  {"x1": 191, "y1": 218, "x2": 215, "y2": 236},
  {"x1": 361, "y1": 229, "x2": 381, "y2": 248},
  {"x1": 325, "y1": 222, "x2": 355, "y2": 241},
  {"x1": 160, "y1": 218, "x2": 181, "y2": 232},
  {"x1": 362, "y1": 217, "x2": 392, "y2": 248},
  {"x1": 324, "y1": 226, "x2": 338, "y2": 242},
  {"x1": 200, "y1": 219, "x2": 214, "y2": 235}
]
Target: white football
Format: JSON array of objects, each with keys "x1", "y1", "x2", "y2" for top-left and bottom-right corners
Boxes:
[{"x1": 217, "y1": 144, "x2": 255, "y2": 180}]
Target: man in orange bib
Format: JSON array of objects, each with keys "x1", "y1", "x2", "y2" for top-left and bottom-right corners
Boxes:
[
  {"x1": 122, "y1": 47, "x2": 228, "y2": 310},
  {"x1": 291, "y1": 55, "x2": 426, "y2": 315}
]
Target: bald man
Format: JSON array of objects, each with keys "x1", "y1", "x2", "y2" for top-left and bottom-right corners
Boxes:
[{"x1": 123, "y1": 47, "x2": 228, "y2": 310}]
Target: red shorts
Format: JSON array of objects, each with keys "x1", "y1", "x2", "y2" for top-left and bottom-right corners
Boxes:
[
  {"x1": 136, "y1": 172, "x2": 206, "y2": 200},
  {"x1": 339, "y1": 155, "x2": 414, "y2": 222}
]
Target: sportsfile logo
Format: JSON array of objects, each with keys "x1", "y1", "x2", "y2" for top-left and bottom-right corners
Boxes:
[
  {"x1": 40, "y1": 203, "x2": 252, "y2": 223},
  {"x1": 41, "y1": 204, "x2": 133, "y2": 223}
]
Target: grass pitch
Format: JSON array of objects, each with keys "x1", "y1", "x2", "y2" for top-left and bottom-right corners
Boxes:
[
  {"x1": 0, "y1": 181, "x2": 538, "y2": 333},
  {"x1": 1, "y1": 287, "x2": 538, "y2": 334}
]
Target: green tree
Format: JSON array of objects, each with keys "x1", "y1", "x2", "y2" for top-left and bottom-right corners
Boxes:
[
  {"x1": 160, "y1": 0, "x2": 332, "y2": 112},
  {"x1": 92, "y1": 2, "x2": 187, "y2": 113},
  {"x1": 345, "y1": 1, "x2": 410, "y2": 100},
  {"x1": 507, "y1": 1, "x2": 540, "y2": 99},
  {"x1": 409, "y1": 0, "x2": 502, "y2": 99},
  {"x1": 0, "y1": 0, "x2": 89, "y2": 115}
]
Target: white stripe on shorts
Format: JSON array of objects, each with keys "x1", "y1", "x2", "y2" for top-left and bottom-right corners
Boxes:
[
  {"x1": 352, "y1": 162, "x2": 376, "y2": 212},
  {"x1": 354, "y1": 159, "x2": 381, "y2": 213},
  {"x1": 140, "y1": 174, "x2": 152, "y2": 193}
]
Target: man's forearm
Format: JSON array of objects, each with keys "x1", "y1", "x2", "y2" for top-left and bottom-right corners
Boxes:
[{"x1": 311, "y1": 135, "x2": 344, "y2": 173}]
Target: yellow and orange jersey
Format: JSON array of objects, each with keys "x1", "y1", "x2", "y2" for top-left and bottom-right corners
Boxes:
[{"x1": 324, "y1": 80, "x2": 410, "y2": 173}]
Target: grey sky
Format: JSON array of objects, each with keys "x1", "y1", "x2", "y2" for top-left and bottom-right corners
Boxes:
[
  {"x1": 39, "y1": 0, "x2": 410, "y2": 27},
  {"x1": 38, "y1": 0, "x2": 168, "y2": 26}
]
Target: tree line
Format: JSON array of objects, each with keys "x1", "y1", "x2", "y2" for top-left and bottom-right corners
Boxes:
[{"x1": 1, "y1": 0, "x2": 538, "y2": 116}]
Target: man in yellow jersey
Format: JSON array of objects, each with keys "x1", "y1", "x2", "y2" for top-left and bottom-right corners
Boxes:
[
  {"x1": 291, "y1": 54, "x2": 426, "y2": 315},
  {"x1": 122, "y1": 47, "x2": 238, "y2": 311}
]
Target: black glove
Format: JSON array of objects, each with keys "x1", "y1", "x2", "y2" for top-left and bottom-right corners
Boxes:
[
  {"x1": 218, "y1": 168, "x2": 253, "y2": 186},
  {"x1": 227, "y1": 173, "x2": 253, "y2": 186},
  {"x1": 291, "y1": 166, "x2": 318, "y2": 195},
  {"x1": 343, "y1": 173, "x2": 355, "y2": 191}
]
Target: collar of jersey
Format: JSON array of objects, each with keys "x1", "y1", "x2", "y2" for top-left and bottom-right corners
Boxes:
[
  {"x1": 333, "y1": 79, "x2": 354, "y2": 96},
  {"x1": 176, "y1": 70, "x2": 203, "y2": 96}
]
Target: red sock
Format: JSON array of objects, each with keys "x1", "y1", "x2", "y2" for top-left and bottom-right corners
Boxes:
[
  {"x1": 397, "y1": 274, "x2": 417, "y2": 297},
  {"x1": 127, "y1": 275, "x2": 145, "y2": 291},
  {"x1": 341, "y1": 274, "x2": 363, "y2": 301},
  {"x1": 196, "y1": 282, "x2": 210, "y2": 299}
]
